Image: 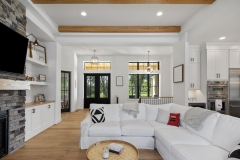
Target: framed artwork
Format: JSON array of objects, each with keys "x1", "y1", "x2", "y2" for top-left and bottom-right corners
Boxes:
[
  {"x1": 38, "y1": 94, "x2": 45, "y2": 102},
  {"x1": 29, "y1": 41, "x2": 47, "y2": 64},
  {"x1": 116, "y1": 76, "x2": 123, "y2": 86},
  {"x1": 39, "y1": 74, "x2": 46, "y2": 82},
  {"x1": 173, "y1": 64, "x2": 184, "y2": 83}
]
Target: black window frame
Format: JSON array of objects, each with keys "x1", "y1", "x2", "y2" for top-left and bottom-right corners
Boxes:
[
  {"x1": 129, "y1": 74, "x2": 159, "y2": 99},
  {"x1": 128, "y1": 62, "x2": 159, "y2": 70}
]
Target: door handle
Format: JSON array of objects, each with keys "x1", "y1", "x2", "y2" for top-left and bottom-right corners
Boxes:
[{"x1": 32, "y1": 109, "x2": 35, "y2": 113}]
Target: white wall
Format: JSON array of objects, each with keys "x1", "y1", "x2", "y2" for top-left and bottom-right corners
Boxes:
[
  {"x1": 77, "y1": 55, "x2": 172, "y2": 109},
  {"x1": 173, "y1": 33, "x2": 189, "y2": 106},
  {"x1": 61, "y1": 49, "x2": 78, "y2": 112},
  {"x1": 43, "y1": 42, "x2": 62, "y2": 124}
]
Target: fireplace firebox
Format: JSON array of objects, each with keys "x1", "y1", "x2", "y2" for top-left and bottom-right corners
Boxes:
[{"x1": 0, "y1": 110, "x2": 8, "y2": 158}]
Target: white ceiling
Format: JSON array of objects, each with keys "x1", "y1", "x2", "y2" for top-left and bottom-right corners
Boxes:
[
  {"x1": 62, "y1": 46, "x2": 173, "y2": 56},
  {"x1": 40, "y1": 4, "x2": 206, "y2": 26}
]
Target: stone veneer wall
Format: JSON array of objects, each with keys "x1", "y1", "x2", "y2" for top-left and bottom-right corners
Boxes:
[
  {"x1": 0, "y1": 0, "x2": 27, "y2": 154},
  {"x1": 0, "y1": 90, "x2": 26, "y2": 153}
]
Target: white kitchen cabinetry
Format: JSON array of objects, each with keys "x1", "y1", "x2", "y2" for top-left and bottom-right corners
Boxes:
[
  {"x1": 229, "y1": 50, "x2": 240, "y2": 68},
  {"x1": 207, "y1": 50, "x2": 228, "y2": 80},
  {"x1": 189, "y1": 64, "x2": 200, "y2": 90},
  {"x1": 189, "y1": 51, "x2": 200, "y2": 63},
  {"x1": 25, "y1": 102, "x2": 55, "y2": 141}
]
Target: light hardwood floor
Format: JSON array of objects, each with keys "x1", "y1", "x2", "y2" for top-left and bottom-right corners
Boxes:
[{"x1": 3, "y1": 109, "x2": 163, "y2": 160}]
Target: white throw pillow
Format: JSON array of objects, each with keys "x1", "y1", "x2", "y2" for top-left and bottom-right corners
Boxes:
[
  {"x1": 146, "y1": 103, "x2": 172, "y2": 121},
  {"x1": 156, "y1": 108, "x2": 170, "y2": 124}
]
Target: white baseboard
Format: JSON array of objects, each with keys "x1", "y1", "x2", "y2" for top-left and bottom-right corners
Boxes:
[{"x1": 55, "y1": 118, "x2": 62, "y2": 124}]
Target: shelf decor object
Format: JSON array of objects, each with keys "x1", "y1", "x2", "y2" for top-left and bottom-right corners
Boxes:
[
  {"x1": 29, "y1": 41, "x2": 47, "y2": 64},
  {"x1": 173, "y1": 64, "x2": 184, "y2": 83},
  {"x1": 26, "y1": 33, "x2": 39, "y2": 46},
  {"x1": 38, "y1": 94, "x2": 45, "y2": 102},
  {"x1": 39, "y1": 74, "x2": 46, "y2": 82},
  {"x1": 116, "y1": 76, "x2": 123, "y2": 86}
]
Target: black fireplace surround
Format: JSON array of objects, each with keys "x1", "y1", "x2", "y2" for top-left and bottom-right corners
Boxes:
[{"x1": 0, "y1": 110, "x2": 8, "y2": 158}]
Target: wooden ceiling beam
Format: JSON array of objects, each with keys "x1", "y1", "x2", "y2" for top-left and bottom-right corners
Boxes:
[
  {"x1": 32, "y1": 0, "x2": 215, "y2": 4},
  {"x1": 58, "y1": 26, "x2": 181, "y2": 33}
]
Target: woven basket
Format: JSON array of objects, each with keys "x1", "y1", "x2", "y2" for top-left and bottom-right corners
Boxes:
[{"x1": 86, "y1": 140, "x2": 139, "y2": 160}]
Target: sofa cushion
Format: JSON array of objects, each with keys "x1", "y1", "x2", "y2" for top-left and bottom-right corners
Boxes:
[
  {"x1": 186, "y1": 112, "x2": 220, "y2": 142},
  {"x1": 146, "y1": 103, "x2": 172, "y2": 121},
  {"x1": 170, "y1": 103, "x2": 190, "y2": 127},
  {"x1": 155, "y1": 128, "x2": 211, "y2": 155},
  {"x1": 170, "y1": 144, "x2": 229, "y2": 160},
  {"x1": 90, "y1": 104, "x2": 120, "y2": 122},
  {"x1": 121, "y1": 120, "x2": 154, "y2": 137},
  {"x1": 120, "y1": 103, "x2": 146, "y2": 121},
  {"x1": 147, "y1": 121, "x2": 180, "y2": 130},
  {"x1": 88, "y1": 122, "x2": 121, "y2": 137},
  {"x1": 212, "y1": 115, "x2": 240, "y2": 152}
]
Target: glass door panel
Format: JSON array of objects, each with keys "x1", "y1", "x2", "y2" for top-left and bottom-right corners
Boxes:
[{"x1": 61, "y1": 71, "x2": 71, "y2": 112}]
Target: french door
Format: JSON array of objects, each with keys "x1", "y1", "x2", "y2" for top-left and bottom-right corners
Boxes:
[
  {"x1": 61, "y1": 71, "x2": 71, "y2": 112},
  {"x1": 84, "y1": 74, "x2": 111, "y2": 108}
]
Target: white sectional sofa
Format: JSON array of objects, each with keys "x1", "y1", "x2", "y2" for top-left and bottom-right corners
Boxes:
[{"x1": 80, "y1": 103, "x2": 240, "y2": 160}]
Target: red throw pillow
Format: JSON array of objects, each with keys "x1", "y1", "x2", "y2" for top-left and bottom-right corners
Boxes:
[{"x1": 167, "y1": 113, "x2": 180, "y2": 127}]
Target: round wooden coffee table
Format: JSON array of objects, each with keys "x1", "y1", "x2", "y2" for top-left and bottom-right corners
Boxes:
[{"x1": 86, "y1": 140, "x2": 139, "y2": 160}]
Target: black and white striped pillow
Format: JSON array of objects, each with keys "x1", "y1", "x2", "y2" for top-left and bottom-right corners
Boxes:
[
  {"x1": 228, "y1": 143, "x2": 240, "y2": 159},
  {"x1": 90, "y1": 107, "x2": 105, "y2": 124}
]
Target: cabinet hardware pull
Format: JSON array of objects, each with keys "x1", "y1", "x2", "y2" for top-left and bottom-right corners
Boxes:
[
  {"x1": 216, "y1": 74, "x2": 218, "y2": 78},
  {"x1": 193, "y1": 83, "x2": 194, "y2": 87},
  {"x1": 32, "y1": 109, "x2": 35, "y2": 113},
  {"x1": 48, "y1": 105, "x2": 51, "y2": 109},
  {"x1": 193, "y1": 58, "x2": 194, "y2": 61},
  {"x1": 219, "y1": 74, "x2": 220, "y2": 78}
]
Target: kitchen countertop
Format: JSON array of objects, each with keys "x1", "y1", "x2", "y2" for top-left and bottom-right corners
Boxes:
[
  {"x1": 25, "y1": 101, "x2": 55, "y2": 109},
  {"x1": 188, "y1": 101, "x2": 206, "y2": 103}
]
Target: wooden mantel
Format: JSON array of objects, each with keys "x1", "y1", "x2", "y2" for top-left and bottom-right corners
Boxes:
[{"x1": 0, "y1": 79, "x2": 30, "y2": 90}]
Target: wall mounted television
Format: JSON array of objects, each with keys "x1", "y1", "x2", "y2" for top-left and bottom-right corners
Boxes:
[{"x1": 0, "y1": 22, "x2": 29, "y2": 75}]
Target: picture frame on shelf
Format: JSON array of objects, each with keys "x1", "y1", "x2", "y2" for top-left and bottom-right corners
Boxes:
[
  {"x1": 29, "y1": 41, "x2": 47, "y2": 64},
  {"x1": 116, "y1": 76, "x2": 123, "y2": 86},
  {"x1": 38, "y1": 94, "x2": 45, "y2": 102},
  {"x1": 39, "y1": 74, "x2": 46, "y2": 82},
  {"x1": 173, "y1": 64, "x2": 184, "y2": 83}
]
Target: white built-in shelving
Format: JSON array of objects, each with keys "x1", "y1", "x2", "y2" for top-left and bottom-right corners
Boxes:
[
  {"x1": 26, "y1": 57, "x2": 48, "y2": 67},
  {"x1": 29, "y1": 81, "x2": 49, "y2": 86}
]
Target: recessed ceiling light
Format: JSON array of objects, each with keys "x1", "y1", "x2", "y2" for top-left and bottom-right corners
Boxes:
[
  {"x1": 219, "y1": 37, "x2": 226, "y2": 40},
  {"x1": 157, "y1": 12, "x2": 163, "y2": 16},
  {"x1": 81, "y1": 12, "x2": 87, "y2": 16}
]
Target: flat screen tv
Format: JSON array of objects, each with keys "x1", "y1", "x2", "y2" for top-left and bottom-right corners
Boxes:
[{"x1": 0, "y1": 22, "x2": 29, "y2": 74}]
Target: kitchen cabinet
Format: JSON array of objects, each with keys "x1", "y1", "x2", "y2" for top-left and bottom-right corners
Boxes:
[
  {"x1": 207, "y1": 50, "x2": 228, "y2": 80},
  {"x1": 189, "y1": 64, "x2": 200, "y2": 89},
  {"x1": 189, "y1": 51, "x2": 200, "y2": 63},
  {"x1": 25, "y1": 102, "x2": 55, "y2": 141},
  {"x1": 229, "y1": 50, "x2": 240, "y2": 68}
]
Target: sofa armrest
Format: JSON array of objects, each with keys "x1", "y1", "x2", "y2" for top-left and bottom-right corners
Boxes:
[{"x1": 81, "y1": 114, "x2": 92, "y2": 137}]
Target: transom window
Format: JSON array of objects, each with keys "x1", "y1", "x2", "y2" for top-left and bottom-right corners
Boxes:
[
  {"x1": 128, "y1": 62, "x2": 159, "y2": 70},
  {"x1": 84, "y1": 62, "x2": 111, "y2": 70}
]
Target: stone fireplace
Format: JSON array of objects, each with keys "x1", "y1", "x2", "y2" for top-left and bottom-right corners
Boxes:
[
  {"x1": 0, "y1": 90, "x2": 26, "y2": 156},
  {"x1": 0, "y1": 0, "x2": 27, "y2": 157}
]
